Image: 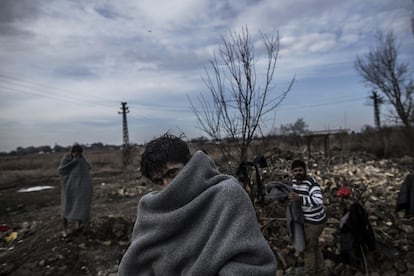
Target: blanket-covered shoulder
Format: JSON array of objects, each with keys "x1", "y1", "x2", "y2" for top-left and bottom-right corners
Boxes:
[
  {"x1": 58, "y1": 153, "x2": 90, "y2": 176},
  {"x1": 215, "y1": 176, "x2": 249, "y2": 195},
  {"x1": 209, "y1": 176, "x2": 255, "y2": 211},
  {"x1": 58, "y1": 153, "x2": 73, "y2": 175}
]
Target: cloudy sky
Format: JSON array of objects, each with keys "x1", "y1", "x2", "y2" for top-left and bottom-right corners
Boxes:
[{"x1": 0, "y1": 0, "x2": 413, "y2": 152}]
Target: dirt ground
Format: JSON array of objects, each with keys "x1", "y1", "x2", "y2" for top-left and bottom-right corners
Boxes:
[
  {"x1": 0, "y1": 164, "x2": 150, "y2": 276},
  {"x1": 1, "y1": 150, "x2": 413, "y2": 276}
]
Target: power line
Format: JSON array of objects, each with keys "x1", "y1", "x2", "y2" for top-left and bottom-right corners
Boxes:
[
  {"x1": 128, "y1": 103, "x2": 191, "y2": 113},
  {"x1": 0, "y1": 72, "x2": 116, "y2": 109},
  {"x1": 0, "y1": 72, "x2": 115, "y2": 102},
  {"x1": 278, "y1": 96, "x2": 366, "y2": 109},
  {"x1": 0, "y1": 71, "x2": 369, "y2": 115},
  {"x1": 0, "y1": 72, "x2": 193, "y2": 113},
  {"x1": 0, "y1": 84, "x2": 114, "y2": 110}
]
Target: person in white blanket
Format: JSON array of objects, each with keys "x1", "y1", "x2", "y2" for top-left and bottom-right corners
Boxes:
[{"x1": 118, "y1": 134, "x2": 277, "y2": 276}]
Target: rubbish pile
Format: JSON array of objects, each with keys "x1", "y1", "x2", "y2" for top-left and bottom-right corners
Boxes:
[{"x1": 256, "y1": 151, "x2": 414, "y2": 275}]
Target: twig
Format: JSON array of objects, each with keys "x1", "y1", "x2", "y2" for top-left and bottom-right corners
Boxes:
[
  {"x1": 259, "y1": 217, "x2": 286, "y2": 228},
  {"x1": 273, "y1": 246, "x2": 287, "y2": 268}
]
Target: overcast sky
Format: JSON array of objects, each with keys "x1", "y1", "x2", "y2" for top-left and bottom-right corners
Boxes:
[{"x1": 0, "y1": 0, "x2": 413, "y2": 152}]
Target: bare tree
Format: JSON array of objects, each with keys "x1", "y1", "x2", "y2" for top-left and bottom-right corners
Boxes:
[
  {"x1": 189, "y1": 27, "x2": 295, "y2": 163},
  {"x1": 355, "y1": 31, "x2": 414, "y2": 152}
]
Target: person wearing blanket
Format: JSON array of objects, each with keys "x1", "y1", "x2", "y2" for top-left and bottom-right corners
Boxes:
[
  {"x1": 118, "y1": 134, "x2": 277, "y2": 276},
  {"x1": 58, "y1": 144, "x2": 92, "y2": 238}
]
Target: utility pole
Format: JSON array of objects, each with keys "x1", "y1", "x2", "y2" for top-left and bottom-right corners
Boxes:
[
  {"x1": 369, "y1": 90, "x2": 386, "y2": 156},
  {"x1": 119, "y1": 102, "x2": 130, "y2": 146},
  {"x1": 370, "y1": 90, "x2": 383, "y2": 129},
  {"x1": 118, "y1": 102, "x2": 131, "y2": 166}
]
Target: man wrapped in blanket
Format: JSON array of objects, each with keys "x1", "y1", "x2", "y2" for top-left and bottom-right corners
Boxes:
[
  {"x1": 58, "y1": 144, "x2": 92, "y2": 238},
  {"x1": 118, "y1": 134, "x2": 277, "y2": 275}
]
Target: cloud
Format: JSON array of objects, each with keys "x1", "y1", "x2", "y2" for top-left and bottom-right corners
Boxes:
[{"x1": 0, "y1": 0, "x2": 413, "y2": 151}]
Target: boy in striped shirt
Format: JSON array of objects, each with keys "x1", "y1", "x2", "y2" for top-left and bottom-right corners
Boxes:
[{"x1": 288, "y1": 159, "x2": 327, "y2": 276}]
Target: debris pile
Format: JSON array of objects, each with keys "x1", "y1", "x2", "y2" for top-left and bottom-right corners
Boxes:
[{"x1": 256, "y1": 152, "x2": 414, "y2": 275}]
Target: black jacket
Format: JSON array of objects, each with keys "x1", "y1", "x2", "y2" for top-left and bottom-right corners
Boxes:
[
  {"x1": 340, "y1": 202, "x2": 376, "y2": 266},
  {"x1": 396, "y1": 173, "x2": 414, "y2": 216}
]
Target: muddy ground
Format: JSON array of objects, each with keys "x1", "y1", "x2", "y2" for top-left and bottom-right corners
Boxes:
[
  {"x1": 0, "y1": 150, "x2": 413, "y2": 276},
  {"x1": 0, "y1": 166, "x2": 146, "y2": 276}
]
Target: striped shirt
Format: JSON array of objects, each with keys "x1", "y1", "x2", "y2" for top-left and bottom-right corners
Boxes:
[{"x1": 292, "y1": 176, "x2": 327, "y2": 224}]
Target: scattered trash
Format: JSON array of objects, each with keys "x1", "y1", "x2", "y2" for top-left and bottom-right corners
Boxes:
[
  {"x1": 0, "y1": 224, "x2": 10, "y2": 232},
  {"x1": 336, "y1": 186, "x2": 352, "y2": 198},
  {"x1": 5, "y1": 232, "x2": 18, "y2": 242},
  {"x1": 17, "y1": 186, "x2": 54, "y2": 193}
]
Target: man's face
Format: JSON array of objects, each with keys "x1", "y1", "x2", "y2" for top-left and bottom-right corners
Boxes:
[
  {"x1": 151, "y1": 162, "x2": 184, "y2": 189},
  {"x1": 72, "y1": 151, "x2": 82, "y2": 158},
  {"x1": 292, "y1": 167, "x2": 306, "y2": 180}
]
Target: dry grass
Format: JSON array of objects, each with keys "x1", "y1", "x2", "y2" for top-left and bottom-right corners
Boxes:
[
  {"x1": 1, "y1": 128, "x2": 412, "y2": 188},
  {"x1": 0, "y1": 150, "x2": 129, "y2": 187}
]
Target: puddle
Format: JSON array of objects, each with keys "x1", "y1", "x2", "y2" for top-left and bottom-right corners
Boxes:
[{"x1": 17, "y1": 186, "x2": 54, "y2": 193}]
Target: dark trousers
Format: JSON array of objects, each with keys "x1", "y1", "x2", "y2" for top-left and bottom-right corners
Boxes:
[{"x1": 304, "y1": 222, "x2": 326, "y2": 275}]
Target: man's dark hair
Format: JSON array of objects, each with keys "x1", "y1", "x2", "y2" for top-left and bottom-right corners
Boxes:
[
  {"x1": 291, "y1": 159, "x2": 306, "y2": 170},
  {"x1": 71, "y1": 144, "x2": 83, "y2": 154},
  {"x1": 140, "y1": 134, "x2": 190, "y2": 179}
]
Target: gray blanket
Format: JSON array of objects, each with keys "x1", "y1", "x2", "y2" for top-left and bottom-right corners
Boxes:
[
  {"x1": 118, "y1": 151, "x2": 276, "y2": 276},
  {"x1": 58, "y1": 153, "x2": 92, "y2": 222},
  {"x1": 265, "y1": 181, "x2": 305, "y2": 252}
]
